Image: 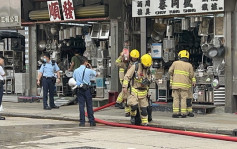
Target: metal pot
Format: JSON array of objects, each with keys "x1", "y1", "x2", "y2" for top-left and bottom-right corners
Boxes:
[
  {"x1": 50, "y1": 27, "x2": 57, "y2": 35},
  {"x1": 212, "y1": 78, "x2": 220, "y2": 89},
  {"x1": 65, "y1": 70, "x2": 73, "y2": 78},
  {"x1": 38, "y1": 40, "x2": 46, "y2": 51},
  {"x1": 207, "y1": 47, "x2": 218, "y2": 58},
  {"x1": 151, "y1": 31, "x2": 163, "y2": 42},
  {"x1": 217, "y1": 46, "x2": 225, "y2": 57},
  {"x1": 201, "y1": 43, "x2": 209, "y2": 53}
]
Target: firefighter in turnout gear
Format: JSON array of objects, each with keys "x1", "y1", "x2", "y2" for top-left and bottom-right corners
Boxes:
[
  {"x1": 123, "y1": 54, "x2": 152, "y2": 126},
  {"x1": 115, "y1": 49, "x2": 140, "y2": 117},
  {"x1": 187, "y1": 76, "x2": 196, "y2": 117},
  {"x1": 169, "y1": 50, "x2": 194, "y2": 118}
]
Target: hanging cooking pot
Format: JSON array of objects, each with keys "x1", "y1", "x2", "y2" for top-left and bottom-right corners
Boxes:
[
  {"x1": 201, "y1": 43, "x2": 209, "y2": 53},
  {"x1": 151, "y1": 31, "x2": 163, "y2": 42},
  {"x1": 46, "y1": 43, "x2": 51, "y2": 51},
  {"x1": 211, "y1": 78, "x2": 220, "y2": 89},
  {"x1": 50, "y1": 27, "x2": 58, "y2": 35},
  {"x1": 217, "y1": 46, "x2": 225, "y2": 57},
  {"x1": 207, "y1": 46, "x2": 218, "y2": 58},
  {"x1": 38, "y1": 40, "x2": 46, "y2": 51}
]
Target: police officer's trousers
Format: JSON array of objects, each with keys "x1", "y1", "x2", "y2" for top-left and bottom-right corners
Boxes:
[
  {"x1": 77, "y1": 88, "x2": 95, "y2": 124},
  {"x1": 42, "y1": 78, "x2": 56, "y2": 108},
  {"x1": 172, "y1": 89, "x2": 188, "y2": 115},
  {"x1": 0, "y1": 81, "x2": 3, "y2": 106},
  {"x1": 127, "y1": 88, "x2": 148, "y2": 124}
]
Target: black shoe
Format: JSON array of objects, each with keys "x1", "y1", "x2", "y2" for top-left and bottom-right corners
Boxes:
[
  {"x1": 115, "y1": 103, "x2": 120, "y2": 107},
  {"x1": 148, "y1": 117, "x2": 152, "y2": 122},
  {"x1": 130, "y1": 116, "x2": 136, "y2": 125},
  {"x1": 51, "y1": 106, "x2": 59, "y2": 109},
  {"x1": 44, "y1": 106, "x2": 51, "y2": 110},
  {"x1": 172, "y1": 114, "x2": 180, "y2": 118},
  {"x1": 119, "y1": 103, "x2": 125, "y2": 109},
  {"x1": 79, "y1": 123, "x2": 85, "y2": 127},
  {"x1": 181, "y1": 114, "x2": 187, "y2": 118},
  {"x1": 0, "y1": 116, "x2": 5, "y2": 120},
  {"x1": 188, "y1": 112, "x2": 194, "y2": 117},
  {"x1": 90, "y1": 122, "x2": 96, "y2": 127},
  {"x1": 125, "y1": 113, "x2": 130, "y2": 117}
]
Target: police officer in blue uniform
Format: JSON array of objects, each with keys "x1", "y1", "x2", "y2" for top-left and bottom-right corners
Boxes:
[
  {"x1": 73, "y1": 56, "x2": 96, "y2": 127},
  {"x1": 37, "y1": 53, "x2": 61, "y2": 110}
]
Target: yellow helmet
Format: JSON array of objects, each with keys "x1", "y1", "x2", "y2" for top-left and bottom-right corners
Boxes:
[
  {"x1": 141, "y1": 54, "x2": 152, "y2": 67},
  {"x1": 130, "y1": 49, "x2": 140, "y2": 58},
  {"x1": 178, "y1": 50, "x2": 190, "y2": 59}
]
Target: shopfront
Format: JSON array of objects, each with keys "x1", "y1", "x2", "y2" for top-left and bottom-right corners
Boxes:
[
  {"x1": 0, "y1": 0, "x2": 126, "y2": 103},
  {"x1": 131, "y1": 0, "x2": 237, "y2": 113}
]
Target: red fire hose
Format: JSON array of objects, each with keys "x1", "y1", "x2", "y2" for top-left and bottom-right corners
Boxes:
[{"x1": 86, "y1": 102, "x2": 237, "y2": 142}]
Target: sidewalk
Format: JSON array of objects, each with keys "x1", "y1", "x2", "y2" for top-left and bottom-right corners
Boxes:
[{"x1": 1, "y1": 102, "x2": 237, "y2": 136}]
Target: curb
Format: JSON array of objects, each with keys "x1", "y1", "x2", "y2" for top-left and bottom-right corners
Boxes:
[
  {"x1": 2, "y1": 113, "x2": 79, "y2": 122},
  {"x1": 2, "y1": 113, "x2": 234, "y2": 136}
]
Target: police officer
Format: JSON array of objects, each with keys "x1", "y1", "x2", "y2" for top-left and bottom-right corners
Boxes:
[
  {"x1": 0, "y1": 56, "x2": 5, "y2": 120},
  {"x1": 169, "y1": 50, "x2": 194, "y2": 118},
  {"x1": 73, "y1": 56, "x2": 96, "y2": 127},
  {"x1": 123, "y1": 54, "x2": 152, "y2": 126},
  {"x1": 37, "y1": 53, "x2": 61, "y2": 110}
]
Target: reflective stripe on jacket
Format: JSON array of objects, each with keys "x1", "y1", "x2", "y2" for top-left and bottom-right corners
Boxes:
[
  {"x1": 116, "y1": 56, "x2": 127, "y2": 81},
  {"x1": 123, "y1": 63, "x2": 151, "y2": 98},
  {"x1": 169, "y1": 60, "x2": 194, "y2": 90}
]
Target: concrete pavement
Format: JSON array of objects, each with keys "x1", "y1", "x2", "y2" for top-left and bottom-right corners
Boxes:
[
  {"x1": 2, "y1": 117, "x2": 237, "y2": 149},
  {"x1": 1, "y1": 102, "x2": 237, "y2": 136}
]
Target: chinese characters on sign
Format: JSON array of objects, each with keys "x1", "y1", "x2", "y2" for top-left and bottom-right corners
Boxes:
[
  {"x1": 132, "y1": 0, "x2": 224, "y2": 17},
  {"x1": 0, "y1": 0, "x2": 21, "y2": 27},
  {"x1": 47, "y1": 0, "x2": 76, "y2": 21},
  {"x1": 61, "y1": 0, "x2": 75, "y2": 20},
  {"x1": 47, "y1": 1, "x2": 61, "y2": 21}
]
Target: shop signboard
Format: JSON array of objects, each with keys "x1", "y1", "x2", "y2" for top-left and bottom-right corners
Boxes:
[
  {"x1": 0, "y1": 0, "x2": 21, "y2": 28},
  {"x1": 61, "y1": 0, "x2": 76, "y2": 20},
  {"x1": 47, "y1": 0, "x2": 61, "y2": 21},
  {"x1": 132, "y1": 0, "x2": 224, "y2": 17}
]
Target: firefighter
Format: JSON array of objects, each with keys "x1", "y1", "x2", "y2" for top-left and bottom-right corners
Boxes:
[
  {"x1": 187, "y1": 76, "x2": 196, "y2": 117},
  {"x1": 115, "y1": 49, "x2": 140, "y2": 117},
  {"x1": 123, "y1": 54, "x2": 152, "y2": 126},
  {"x1": 169, "y1": 50, "x2": 194, "y2": 118}
]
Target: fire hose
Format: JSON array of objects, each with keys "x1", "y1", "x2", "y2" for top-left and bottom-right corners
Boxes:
[{"x1": 86, "y1": 102, "x2": 237, "y2": 142}]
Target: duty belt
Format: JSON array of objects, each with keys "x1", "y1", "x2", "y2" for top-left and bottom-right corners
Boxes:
[{"x1": 43, "y1": 76, "x2": 54, "y2": 79}]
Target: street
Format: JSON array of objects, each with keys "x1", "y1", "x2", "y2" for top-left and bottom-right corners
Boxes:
[{"x1": 0, "y1": 117, "x2": 236, "y2": 149}]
